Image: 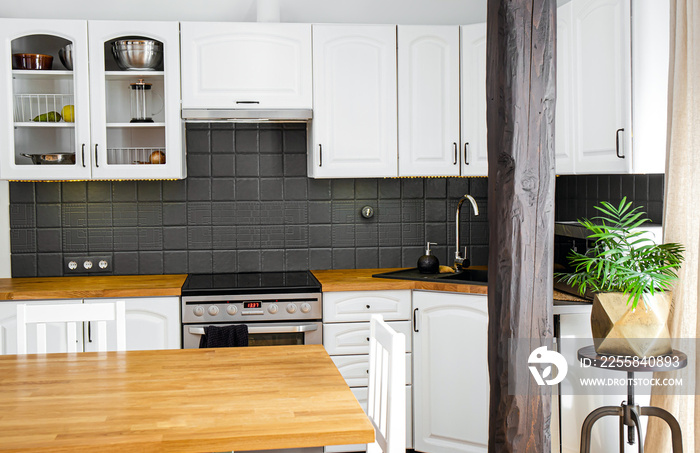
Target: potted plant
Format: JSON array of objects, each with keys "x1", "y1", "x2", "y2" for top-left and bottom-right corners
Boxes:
[{"x1": 556, "y1": 198, "x2": 684, "y2": 357}]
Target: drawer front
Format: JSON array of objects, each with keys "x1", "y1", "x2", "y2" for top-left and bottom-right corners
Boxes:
[
  {"x1": 324, "y1": 385, "x2": 413, "y2": 452},
  {"x1": 323, "y1": 290, "x2": 412, "y2": 323},
  {"x1": 323, "y1": 321, "x2": 412, "y2": 355},
  {"x1": 332, "y1": 353, "x2": 412, "y2": 387}
]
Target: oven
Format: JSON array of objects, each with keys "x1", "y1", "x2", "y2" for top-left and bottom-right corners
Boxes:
[{"x1": 181, "y1": 271, "x2": 323, "y2": 349}]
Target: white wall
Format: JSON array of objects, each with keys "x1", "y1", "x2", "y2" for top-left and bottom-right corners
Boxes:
[
  {"x1": 0, "y1": 0, "x2": 487, "y2": 25},
  {"x1": 0, "y1": 182, "x2": 10, "y2": 278}
]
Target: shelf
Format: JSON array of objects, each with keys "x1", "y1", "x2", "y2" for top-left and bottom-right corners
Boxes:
[
  {"x1": 106, "y1": 122, "x2": 166, "y2": 128},
  {"x1": 12, "y1": 70, "x2": 74, "y2": 78},
  {"x1": 14, "y1": 122, "x2": 75, "y2": 128},
  {"x1": 105, "y1": 71, "x2": 164, "y2": 78}
]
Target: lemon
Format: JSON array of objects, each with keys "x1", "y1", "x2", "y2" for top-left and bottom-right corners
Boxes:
[{"x1": 61, "y1": 105, "x2": 75, "y2": 123}]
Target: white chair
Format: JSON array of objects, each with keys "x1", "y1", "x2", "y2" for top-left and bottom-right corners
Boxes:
[
  {"x1": 367, "y1": 314, "x2": 406, "y2": 453},
  {"x1": 16, "y1": 301, "x2": 126, "y2": 354}
]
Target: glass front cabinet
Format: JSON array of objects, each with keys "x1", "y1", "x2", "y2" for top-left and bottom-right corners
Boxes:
[{"x1": 0, "y1": 19, "x2": 184, "y2": 181}]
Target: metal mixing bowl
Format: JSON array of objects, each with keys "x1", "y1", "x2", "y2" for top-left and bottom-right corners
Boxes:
[
  {"x1": 58, "y1": 44, "x2": 73, "y2": 70},
  {"x1": 112, "y1": 40, "x2": 163, "y2": 70}
]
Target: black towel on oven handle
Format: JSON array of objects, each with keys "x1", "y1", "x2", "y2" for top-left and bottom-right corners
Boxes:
[{"x1": 199, "y1": 324, "x2": 249, "y2": 348}]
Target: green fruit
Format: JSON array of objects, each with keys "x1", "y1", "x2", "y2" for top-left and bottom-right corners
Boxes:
[{"x1": 32, "y1": 111, "x2": 62, "y2": 122}]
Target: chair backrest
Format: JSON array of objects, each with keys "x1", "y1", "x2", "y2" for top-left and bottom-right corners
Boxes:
[
  {"x1": 367, "y1": 314, "x2": 406, "y2": 453},
  {"x1": 16, "y1": 301, "x2": 126, "y2": 354}
]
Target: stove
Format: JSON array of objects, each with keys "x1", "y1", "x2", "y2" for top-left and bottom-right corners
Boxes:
[{"x1": 181, "y1": 271, "x2": 323, "y2": 348}]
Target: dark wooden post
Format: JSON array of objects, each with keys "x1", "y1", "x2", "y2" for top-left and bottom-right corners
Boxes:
[{"x1": 486, "y1": 0, "x2": 556, "y2": 452}]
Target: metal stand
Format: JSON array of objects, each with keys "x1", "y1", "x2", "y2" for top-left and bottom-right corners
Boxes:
[{"x1": 577, "y1": 347, "x2": 688, "y2": 453}]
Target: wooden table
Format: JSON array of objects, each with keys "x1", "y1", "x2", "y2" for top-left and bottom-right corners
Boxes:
[{"x1": 0, "y1": 345, "x2": 374, "y2": 452}]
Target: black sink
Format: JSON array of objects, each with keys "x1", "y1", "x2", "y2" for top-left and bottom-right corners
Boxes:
[{"x1": 372, "y1": 267, "x2": 488, "y2": 285}]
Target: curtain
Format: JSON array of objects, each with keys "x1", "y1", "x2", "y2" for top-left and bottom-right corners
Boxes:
[{"x1": 646, "y1": 1, "x2": 700, "y2": 451}]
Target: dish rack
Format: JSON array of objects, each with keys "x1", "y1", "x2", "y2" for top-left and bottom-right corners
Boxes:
[
  {"x1": 107, "y1": 147, "x2": 166, "y2": 165},
  {"x1": 14, "y1": 94, "x2": 74, "y2": 123}
]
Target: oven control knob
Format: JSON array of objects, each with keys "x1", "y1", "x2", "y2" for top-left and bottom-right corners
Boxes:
[
  {"x1": 208, "y1": 306, "x2": 219, "y2": 316},
  {"x1": 268, "y1": 304, "x2": 279, "y2": 314},
  {"x1": 193, "y1": 306, "x2": 205, "y2": 317},
  {"x1": 286, "y1": 303, "x2": 298, "y2": 314},
  {"x1": 300, "y1": 303, "x2": 312, "y2": 314},
  {"x1": 226, "y1": 305, "x2": 238, "y2": 316}
]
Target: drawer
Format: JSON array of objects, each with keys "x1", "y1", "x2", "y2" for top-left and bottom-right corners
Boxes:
[
  {"x1": 324, "y1": 385, "x2": 413, "y2": 452},
  {"x1": 331, "y1": 353, "x2": 412, "y2": 387},
  {"x1": 323, "y1": 321, "x2": 412, "y2": 355},
  {"x1": 323, "y1": 290, "x2": 411, "y2": 323}
]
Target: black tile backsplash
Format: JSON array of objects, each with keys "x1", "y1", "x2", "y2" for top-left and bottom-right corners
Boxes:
[{"x1": 9, "y1": 123, "x2": 488, "y2": 277}]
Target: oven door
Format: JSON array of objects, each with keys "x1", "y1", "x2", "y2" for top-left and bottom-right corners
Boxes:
[{"x1": 183, "y1": 321, "x2": 322, "y2": 349}]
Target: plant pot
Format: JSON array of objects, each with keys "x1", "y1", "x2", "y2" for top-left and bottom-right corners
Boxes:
[{"x1": 591, "y1": 292, "x2": 672, "y2": 357}]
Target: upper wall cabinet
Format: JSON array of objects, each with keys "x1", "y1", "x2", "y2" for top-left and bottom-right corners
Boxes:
[
  {"x1": 180, "y1": 22, "x2": 312, "y2": 110},
  {"x1": 398, "y1": 26, "x2": 460, "y2": 177},
  {"x1": 310, "y1": 25, "x2": 398, "y2": 178},
  {"x1": 460, "y1": 23, "x2": 488, "y2": 177},
  {"x1": 0, "y1": 19, "x2": 184, "y2": 181}
]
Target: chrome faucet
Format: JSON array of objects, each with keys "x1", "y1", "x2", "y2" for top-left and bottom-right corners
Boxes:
[{"x1": 454, "y1": 194, "x2": 479, "y2": 270}]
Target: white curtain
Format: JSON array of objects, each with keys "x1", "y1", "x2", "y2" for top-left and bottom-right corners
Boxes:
[{"x1": 646, "y1": 1, "x2": 700, "y2": 451}]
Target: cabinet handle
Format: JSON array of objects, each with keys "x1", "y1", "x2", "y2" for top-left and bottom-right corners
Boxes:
[
  {"x1": 319, "y1": 144, "x2": 323, "y2": 167},
  {"x1": 81, "y1": 144, "x2": 86, "y2": 168},
  {"x1": 88, "y1": 321, "x2": 92, "y2": 343},
  {"x1": 616, "y1": 128, "x2": 625, "y2": 159},
  {"x1": 453, "y1": 142, "x2": 458, "y2": 165},
  {"x1": 236, "y1": 101, "x2": 260, "y2": 104},
  {"x1": 413, "y1": 308, "x2": 419, "y2": 332},
  {"x1": 94, "y1": 144, "x2": 99, "y2": 167},
  {"x1": 464, "y1": 142, "x2": 470, "y2": 165}
]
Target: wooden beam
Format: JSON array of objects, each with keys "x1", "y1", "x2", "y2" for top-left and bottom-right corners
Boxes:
[{"x1": 486, "y1": 0, "x2": 556, "y2": 451}]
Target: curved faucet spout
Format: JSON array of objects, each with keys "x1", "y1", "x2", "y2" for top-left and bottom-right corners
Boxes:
[{"x1": 455, "y1": 194, "x2": 479, "y2": 269}]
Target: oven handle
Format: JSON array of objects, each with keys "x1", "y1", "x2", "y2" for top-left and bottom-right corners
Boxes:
[{"x1": 188, "y1": 325, "x2": 319, "y2": 336}]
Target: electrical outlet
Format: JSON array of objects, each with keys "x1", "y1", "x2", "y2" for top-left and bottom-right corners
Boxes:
[{"x1": 64, "y1": 256, "x2": 112, "y2": 274}]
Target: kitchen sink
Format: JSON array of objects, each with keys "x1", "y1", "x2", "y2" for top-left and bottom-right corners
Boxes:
[{"x1": 372, "y1": 267, "x2": 488, "y2": 285}]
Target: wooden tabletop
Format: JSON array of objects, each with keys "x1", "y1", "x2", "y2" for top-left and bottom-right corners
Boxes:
[
  {"x1": 0, "y1": 274, "x2": 188, "y2": 300},
  {"x1": 0, "y1": 345, "x2": 374, "y2": 452}
]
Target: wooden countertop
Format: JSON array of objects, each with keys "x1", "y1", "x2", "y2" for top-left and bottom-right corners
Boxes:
[
  {"x1": 0, "y1": 345, "x2": 374, "y2": 452},
  {"x1": 0, "y1": 274, "x2": 188, "y2": 300},
  {"x1": 311, "y1": 268, "x2": 586, "y2": 302}
]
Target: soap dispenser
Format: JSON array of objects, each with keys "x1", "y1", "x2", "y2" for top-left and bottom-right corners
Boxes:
[{"x1": 417, "y1": 242, "x2": 440, "y2": 274}]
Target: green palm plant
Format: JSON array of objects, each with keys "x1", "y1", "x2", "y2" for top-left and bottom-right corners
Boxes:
[{"x1": 556, "y1": 198, "x2": 684, "y2": 309}]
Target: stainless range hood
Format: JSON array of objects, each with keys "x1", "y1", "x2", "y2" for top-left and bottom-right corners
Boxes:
[{"x1": 182, "y1": 108, "x2": 312, "y2": 123}]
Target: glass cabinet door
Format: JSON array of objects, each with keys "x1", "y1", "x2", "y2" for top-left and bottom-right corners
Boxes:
[
  {"x1": 88, "y1": 21, "x2": 183, "y2": 180},
  {"x1": 0, "y1": 19, "x2": 92, "y2": 180}
]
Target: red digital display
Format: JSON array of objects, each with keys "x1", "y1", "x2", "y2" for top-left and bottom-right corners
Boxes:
[{"x1": 244, "y1": 301, "x2": 262, "y2": 309}]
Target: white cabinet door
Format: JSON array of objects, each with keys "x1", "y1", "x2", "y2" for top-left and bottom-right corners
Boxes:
[
  {"x1": 398, "y1": 26, "x2": 460, "y2": 177},
  {"x1": 0, "y1": 19, "x2": 92, "y2": 181},
  {"x1": 323, "y1": 290, "x2": 412, "y2": 323},
  {"x1": 571, "y1": 0, "x2": 631, "y2": 174},
  {"x1": 460, "y1": 23, "x2": 488, "y2": 177},
  {"x1": 311, "y1": 25, "x2": 398, "y2": 178},
  {"x1": 0, "y1": 299, "x2": 83, "y2": 355},
  {"x1": 323, "y1": 321, "x2": 412, "y2": 356},
  {"x1": 88, "y1": 20, "x2": 183, "y2": 180},
  {"x1": 413, "y1": 291, "x2": 489, "y2": 453},
  {"x1": 85, "y1": 297, "x2": 180, "y2": 352},
  {"x1": 331, "y1": 353, "x2": 412, "y2": 387},
  {"x1": 181, "y1": 22, "x2": 312, "y2": 110},
  {"x1": 555, "y1": 3, "x2": 576, "y2": 175}
]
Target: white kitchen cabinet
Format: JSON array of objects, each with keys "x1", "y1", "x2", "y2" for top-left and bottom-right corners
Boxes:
[
  {"x1": 398, "y1": 26, "x2": 460, "y2": 177},
  {"x1": 322, "y1": 290, "x2": 413, "y2": 451},
  {"x1": 310, "y1": 25, "x2": 398, "y2": 178},
  {"x1": 413, "y1": 290, "x2": 489, "y2": 453},
  {"x1": 181, "y1": 22, "x2": 311, "y2": 110},
  {"x1": 0, "y1": 19, "x2": 183, "y2": 181},
  {"x1": 460, "y1": 23, "x2": 488, "y2": 177},
  {"x1": 554, "y1": 2, "x2": 575, "y2": 175},
  {"x1": 0, "y1": 297, "x2": 180, "y2": 354}
]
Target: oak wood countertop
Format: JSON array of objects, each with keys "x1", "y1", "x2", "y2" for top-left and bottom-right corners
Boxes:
[
  {"x1": 0, "y1": 274, "x2": 188, "y2": 301},
  {"x1": 311, "y1": 268, "x2": 585, "y2": 302},
  {"x1": 0, "y1": 345, "x2": 374, "y2": 452}
]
